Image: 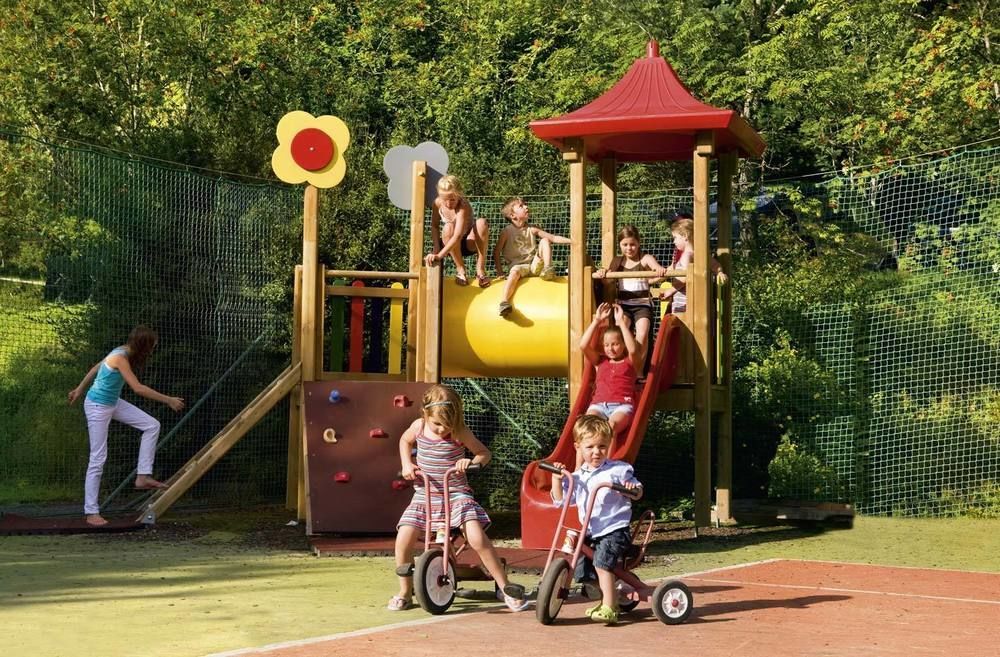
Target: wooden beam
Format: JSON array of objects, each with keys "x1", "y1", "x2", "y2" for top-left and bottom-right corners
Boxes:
[
  {"x1": 325, "y1": 285, "x2": 410, "y2": 299},
  {"x1": 325, "y1": 270, "x2": 418, "y2": 281},
  {"x1": 567, "y1": 139, "x2": 587, "y2": 407},
  {"x1": 138, "y1": 363, "x2": 302, "y2": 524},
  {"x1": 597, "y1": 269, "x2": 686, "y2": 280},
  {"x1": 600, "y1": 158, "x2": 617, "y2": 268},
  {"x1": 423, "y1": 264, "x2": 442, "y2": 383},
  {"x1": 318, "y1": 371, "x2": 408, "y2": 382},
  {"x1": 692, "y1": 131, "x2": 715, "y2": 528},
  {"x1": 301, "y1": 185, "x2": 319, "y2": 383},
  {"x1": 315, "y1": 264, "x2": 326, "y2": 378},
  {"x1": 715, "y1": 150, "x2": 737, "y2": 524},
  {"x1": 286, "y1": 266, "x2": 303, "y2": 513},
  {"x1": 407, "y1": 161, "x2": 426, "y2": 382}
]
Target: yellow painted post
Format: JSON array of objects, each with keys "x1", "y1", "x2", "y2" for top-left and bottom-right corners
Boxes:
[
  {"x1": 566, "y1": 139, "x2": 587, "y2": 407},
  {"x1": 715, "y1": 151, "x2": 737, "y2": 524},
  {"x1": 600, "y1": 158, "x2": 617, "y2": 268},
  {"x1": 286, "y1": 265, "x2": 302, "y2": 512},
  {"x1": 692, "y1": 131, "x2": 715, "y2": 528},
  {"x1": 389, "y1": 282, "x2": 404, "y2": 374},
  {"x1": 407, "y1": 161, "x2": 426, "y2": 382}
]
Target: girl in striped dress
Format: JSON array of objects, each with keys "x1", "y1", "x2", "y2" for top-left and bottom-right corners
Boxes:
[{"x1": 388, "y1": 384, "x2": 529, "y2": 612}]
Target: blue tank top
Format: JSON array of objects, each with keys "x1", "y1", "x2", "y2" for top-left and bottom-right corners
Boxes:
[{"x1": 85, "y1": 347, "x2": 128, "y2": 406}]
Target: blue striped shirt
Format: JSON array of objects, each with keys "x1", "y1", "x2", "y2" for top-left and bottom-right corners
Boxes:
[{"x1": 552, "y1": 459, "x2": 640, "y2": 539}]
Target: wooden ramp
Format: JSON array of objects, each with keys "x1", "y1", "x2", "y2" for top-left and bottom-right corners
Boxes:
[{"x1": 136, "y1": 362, "x2": 302, "y2": 524}]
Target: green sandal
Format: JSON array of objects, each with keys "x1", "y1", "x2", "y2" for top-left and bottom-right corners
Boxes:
[{"x1": 589, "y1": 604, "x2": 619, "y2": 625}]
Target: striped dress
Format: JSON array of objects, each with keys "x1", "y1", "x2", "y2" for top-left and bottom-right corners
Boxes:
[{"x1": 396, "y1": 423, "x2": 491, "y2": 532}]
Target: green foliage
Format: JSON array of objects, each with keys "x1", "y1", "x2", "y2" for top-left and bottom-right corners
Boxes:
[{"x1": 768, "y1": 434, "x2": 845, "y2": 501}]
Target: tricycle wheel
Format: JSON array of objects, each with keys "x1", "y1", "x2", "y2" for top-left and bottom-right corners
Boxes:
[
  {"x1": 413, "y1": 548, "x2": 455, "y2": 615},
  {"x1": 616, "y1": 580, "x2": 640, "y2": 613},
  {"x1": 536, "y1": 557, "x2": 572, "y2": 625},
  {"x1": 652, "y1": 580, "x2": 693, "y2": 625}
]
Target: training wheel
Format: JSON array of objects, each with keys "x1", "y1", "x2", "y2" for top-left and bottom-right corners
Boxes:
[
  {"x1": 651, "y1": 580, "x2": 693, "y2": 625},
  {"x1": 413, "y1": 548, "x2": 456, "y2": 615}
]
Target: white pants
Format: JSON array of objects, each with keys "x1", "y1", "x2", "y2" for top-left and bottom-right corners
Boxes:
[{"x1": 83, "y1": 398, "x2": 161, "y2": 514}]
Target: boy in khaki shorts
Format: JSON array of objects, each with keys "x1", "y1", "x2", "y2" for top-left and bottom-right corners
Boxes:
[{"x1": 493, "y1": 197, "x2": 571, "y2": 318}]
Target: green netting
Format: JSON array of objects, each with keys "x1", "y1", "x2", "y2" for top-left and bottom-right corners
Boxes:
[{"x1": 1, "y1": 129, "x2": 998, "y2": 517}]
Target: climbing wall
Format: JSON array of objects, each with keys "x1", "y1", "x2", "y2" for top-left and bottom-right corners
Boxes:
[{"x1": 303, "y1": 380, "x2": 432, "y2": 534}]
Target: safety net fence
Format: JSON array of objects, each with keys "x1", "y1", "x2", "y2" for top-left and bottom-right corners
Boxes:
[{"x1": 1, "y1": 129, "x2": 997, "y2": 518}]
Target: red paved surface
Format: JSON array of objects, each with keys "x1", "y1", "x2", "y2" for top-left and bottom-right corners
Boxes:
[{"x1": 208, "y1": 560, "x2": 1000, "y2": 657}]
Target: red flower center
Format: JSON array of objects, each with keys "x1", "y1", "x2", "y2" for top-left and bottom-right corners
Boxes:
[{"x1": 290, "y1": 128, "x2": 335, "y2": 171}]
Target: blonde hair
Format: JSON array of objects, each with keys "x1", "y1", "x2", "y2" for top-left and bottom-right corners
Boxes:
[
  {"x1": 573, "y1": 414, "x2": 613, "y2": 446},
  {"x1": 436, "y1": 174, "x2": 464, "y2": 197},
  {"x1": 501, "y1": 196, "x2": 523, "y2": 220},
  {"x1": 421, "y1": 384, "x2": 466, "y2": 435},
  {"x1": 671, "y1": 217, "x2": 694, "y2": 241}
]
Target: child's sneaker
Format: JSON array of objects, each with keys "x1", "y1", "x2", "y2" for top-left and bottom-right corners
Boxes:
[
  {"x1": 589, "y1": 604, "x2": 619, "y2": 625},
  {"x1": 503, "y1": 592, "x2": 531, "y2": 612},
  {"x1": 540, "y1": 266, "x2": 556, "y2": 281},
  {"x1": 499, "y1": 301, "x2": 513, "y2": 318}
]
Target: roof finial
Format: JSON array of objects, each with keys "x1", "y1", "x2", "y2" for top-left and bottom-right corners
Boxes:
[{"x1": 646, "y1": 40, "x2": 659, "y2": 58}]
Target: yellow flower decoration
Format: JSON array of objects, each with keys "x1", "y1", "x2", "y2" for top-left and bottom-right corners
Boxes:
[{"x1": 271, "y1": 111, "x2": 350, "y2": 188}]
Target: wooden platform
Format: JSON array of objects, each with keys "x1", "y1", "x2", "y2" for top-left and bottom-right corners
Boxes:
[
  {"x1": 308, "y1": 535, "x2": 551, "y2": 572},
  {"x1": 0, "y1": 512, "x2": 143, "y2": 535}
]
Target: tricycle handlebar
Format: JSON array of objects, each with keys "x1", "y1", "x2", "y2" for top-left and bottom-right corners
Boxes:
[{"x1": 538, "y1": 461, "x2": 564, "y2": 474}]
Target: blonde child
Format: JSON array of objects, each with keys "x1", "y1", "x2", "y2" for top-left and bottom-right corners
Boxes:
[
  {"x1": 425, "y1": 175, "x2": 491, "y2": 288},
  {"x1": 67, "y1": 325, "x2": 185, "y2": 526},
  {"x1": 659, "y1": 214, "x2": 727, "y2": 313},
  {"x1": 388, "y1": 384, "x2": 529, "y2": 612},
  {"x1": 550, "y1": 415, "x2": 643, "y2": 625},
  {"x1": 575, "y1": 303, "x2": 642, "y2": 472},
  {"x1": 493, "y1": 197, "x2": 571, "y2": 318},
  {"x1": 594, "y1": 225, "x2": 668, "y2": 363}
]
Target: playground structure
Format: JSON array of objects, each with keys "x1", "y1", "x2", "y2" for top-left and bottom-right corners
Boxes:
[{"x1": 136, "y1": 40, "x2": 764, "y2": 536}]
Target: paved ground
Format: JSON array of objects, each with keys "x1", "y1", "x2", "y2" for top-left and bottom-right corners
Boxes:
[{"x1": 206, "y1": 559, "x2": 1000, "y2": 657}]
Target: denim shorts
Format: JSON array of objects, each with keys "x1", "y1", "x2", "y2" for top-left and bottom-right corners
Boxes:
[
  {"x1": 574, "y1": 527, "x2": 633, "y2": 581},
  {"x1": 586, "y1": 401, "x2": 634, "y2": 419}
]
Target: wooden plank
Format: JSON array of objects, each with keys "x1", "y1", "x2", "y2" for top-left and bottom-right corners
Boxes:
[
  {"x1": 326, "y1": 285, "x2": 410, "y2": 299},
  {"x1": 287, "y1": 266, "x2": 303, "y2": 512},
  {"x1": 415, "y1": 268, "x2": 426, "y2": 381},
  {"x1": 315, "y1": 264, "x2": 326, "y2": 378},
  {"x1": 349, "y1": 280, "x2": 365, "y2": 372},
  {"x1": 407, "y1": 160, "x2": 426, "y2": 382},
  {"x1": 715, "y1": 151, "x2": 737, "y2": 524},
  {"x1": 598, "y1": 269, "x2": 686, "y2": 279},
  {"x1": 139, "y1": 363, "x2": 302, "y2": 524},
  {"x1": 567, "y1": 138, "x2": 587, "y2": 407},
  {"x1": 325, "y1": 270, "x2": 418, "y2": 280},
  {"x1": 423, "y1": 264, "x2": 442, "y2": 383},
  {"x1": 317, "y1": 371, "x2": 408, "y2": 382},
  {"x1": 692, "y1": 131, "x2": 715, "y2": 528},
  {"x1": 600, "y1": 158, "x2": 617, "y2": 268},
  {"x1": 301, "y1": 186, "x2": 318, "y2": 383},
  {"x1": 389, "y1": 282, "x2": 404, "y2": 374}
]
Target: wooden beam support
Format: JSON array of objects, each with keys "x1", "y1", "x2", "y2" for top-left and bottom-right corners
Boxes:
[
  {"x1": 326, "y1": 285, "x2": 410, "y2": 299},
  {"x1": 692, "y1": 131, "x2": 715, "y2": 528},
  {"x1": 407, "y1": 160, "x2": 426, "y2": 382},
  {"x1": 566, "y1": 138, "x2": 587, "y2": 407},
  {"x1": 286, "y1": 266, "x2": 303, "y2": 513},
  {"x1": 423, "y1": 263, "x2": 442, "y2": 383},
  {"x1": 300, "y1": 185, "x2": 319, "y2": 384},
  {"x1": 600, "y1": 158, "x2": 617, "y2": 268},
  {"x1": 715, "y1": 150, "x2": 737, "y2": 524}
]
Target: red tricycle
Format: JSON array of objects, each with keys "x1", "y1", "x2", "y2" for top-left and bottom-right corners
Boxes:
[
  {"x1": 534, "y1": 461, "x2": 693, "y2": 625},
  {"x1": 399, "y1": 463, "x2": 522, "y2": 614}
]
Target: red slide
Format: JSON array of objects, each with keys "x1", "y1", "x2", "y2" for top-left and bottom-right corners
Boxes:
[{"x1": 519, "y1": 314, "x2": 684, "y2": 548}]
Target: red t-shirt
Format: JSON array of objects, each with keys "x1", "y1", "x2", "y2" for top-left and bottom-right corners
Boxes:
[{"x1": 592, "y1": 357, "x2": 637, "y2": 405}]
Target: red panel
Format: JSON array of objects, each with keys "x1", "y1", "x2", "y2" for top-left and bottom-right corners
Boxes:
[{"x1": 349, "y1": 280, "x2": 365, "y2": 372}]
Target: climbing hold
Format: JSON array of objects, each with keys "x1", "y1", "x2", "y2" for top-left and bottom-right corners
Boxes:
[
  {"x1": 369, "y1": 428, "x2": 388, "y2": 439},
  {"x1": 393, "y1": 395, "x2": 413, "y2": 408},
  {"x1": 328, "y1": 389, "x2": 341, "y2": 403},
  {"x1": 322, "y1": 428, "x2": 338, "y2": 444},
  {"x1": 334, "y1": 472, "x2": 351, "y2": 483}
]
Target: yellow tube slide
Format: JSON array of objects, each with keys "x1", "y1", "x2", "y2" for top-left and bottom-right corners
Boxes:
[{"x1": 441, "y1": 276, "x2": 568, "y2": 378}]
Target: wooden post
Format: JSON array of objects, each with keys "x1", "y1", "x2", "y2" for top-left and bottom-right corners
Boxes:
[
  {"x1": 301, "y1": 185, "x2": 319, "y2": 383},
  {"x1": 715, "y1": 151, "x2": 737, "y2": 524},
  {"x1": 423, "y1": 263, "x2": 442, "y2": 383},
  {"x1": 414, "y1": 267, "x2": 427, "y2": 381},
  {"x1": 566, "y1": 139, "x2": 587, "y2": 407},
  {"x1": 692, "y1": 131, "x2": 715, "y2": 528},
  {"x1": 600, "y1": 158, "x2": 617, "y2": 268},
  {"x1": 315, "y1": 264, "x2": 326, "y2": 377},
  {"x1": 286, "y1": 265, "x2": 303, "y2": 512},
  {"x1": 407, "y1": 161, "x2": 426, "y2": 382}
]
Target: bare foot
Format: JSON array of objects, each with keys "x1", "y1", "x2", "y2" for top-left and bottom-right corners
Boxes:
[
  {"x1": 86, "y1": 514, "x2": 108, "y2": 527},
  {"x1": 135, "y1": 475, "x2": 167, "y2": 490}
]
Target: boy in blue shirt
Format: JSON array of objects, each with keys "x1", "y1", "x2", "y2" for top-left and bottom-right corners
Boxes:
[{"x1": 550, "y1": 414, "x2": 643, "y2": 624}]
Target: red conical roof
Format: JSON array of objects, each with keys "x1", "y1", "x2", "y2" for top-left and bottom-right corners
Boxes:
[{"x1": 530, "y1": 41, "x2": 765, "y2": 161}]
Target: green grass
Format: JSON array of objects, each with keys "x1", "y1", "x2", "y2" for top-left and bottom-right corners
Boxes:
[{"x1": 1, "y1": 508, "x2": 998, "y2": 657}]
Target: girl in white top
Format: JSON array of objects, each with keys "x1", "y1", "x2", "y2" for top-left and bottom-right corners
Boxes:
[
  {"x1": 659, "y1": 215, "x2": 726, "y2": 313},
  {"x1": 425, "y1": 175, "x2": 491, "y2": 288},
  {"x1": 594, "y1": 225, "x2": 667, "y2": 365}
]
